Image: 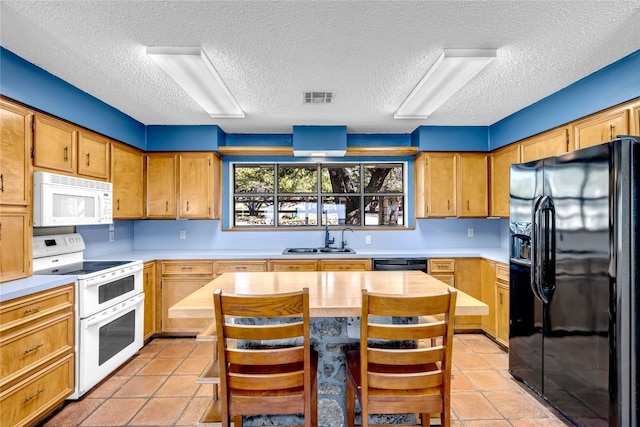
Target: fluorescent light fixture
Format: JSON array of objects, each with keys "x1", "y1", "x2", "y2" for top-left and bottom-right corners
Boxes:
[
  {"x1": 292, "y1": 125, "x2": 347, "y2": 157},
  {"x1": 394, "y1": 48, "x2": 497, "y2": 119},
  {"x1": 146, "y1": 46, "x2": 244, "y2": 118}
]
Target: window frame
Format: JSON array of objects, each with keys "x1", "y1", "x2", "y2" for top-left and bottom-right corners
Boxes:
[{"x1": 230, "y1": 161, "x2": 408, "y2": 229}]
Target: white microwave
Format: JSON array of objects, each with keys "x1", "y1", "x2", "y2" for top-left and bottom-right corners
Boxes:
[{"x1": 33, "y1": 171, "x2": 113, "y2": 227}]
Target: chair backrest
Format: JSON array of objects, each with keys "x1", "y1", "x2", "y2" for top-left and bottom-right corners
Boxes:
[
  {"x1": 213, "y1": 287, "x2": 313, "y2": 425},
  {"x1": 359, "y1": 287, "x2": 457, "y2": 416}
]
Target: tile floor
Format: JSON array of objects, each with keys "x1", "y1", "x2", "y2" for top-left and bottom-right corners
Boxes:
[{"x1": 39, "y1": 334, "x2": 577, "y2": 427}]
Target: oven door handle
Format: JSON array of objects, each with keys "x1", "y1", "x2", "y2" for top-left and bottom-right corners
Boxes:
[{"x1": 84, "y1": 293, "x2": 144, "y2": 327}]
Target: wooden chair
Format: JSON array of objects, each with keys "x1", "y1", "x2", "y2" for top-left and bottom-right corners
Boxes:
[
  {"x1": 345, "y1": 288, "x2": 457, "y2": 427},
  {"x1": 213, "y1": 287, "x2": 318, "y2": 427}
]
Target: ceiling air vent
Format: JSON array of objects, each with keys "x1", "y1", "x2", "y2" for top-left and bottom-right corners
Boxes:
[{"x1": 303, "y1": 91, "x2": 333, "y2": 104}]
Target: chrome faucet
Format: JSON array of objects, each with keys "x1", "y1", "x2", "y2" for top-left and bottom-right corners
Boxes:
[
  {"x1": 323, "y1": 210, "x2": 334, "y2": 248},
  {"x1": 341, "y1": 228, "x2": 353, "y2": 249}
]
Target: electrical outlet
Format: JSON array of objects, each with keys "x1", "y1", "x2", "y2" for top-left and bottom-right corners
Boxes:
[
  {"x1": 365, "y1": 235, "x2": 372, "y2": 244},
  {"x1": 180, "y1": 230, "x2": 186, "y2": 240},
  {"x1": 467, "y1": 228, "x2": 474, "y2": 237}
]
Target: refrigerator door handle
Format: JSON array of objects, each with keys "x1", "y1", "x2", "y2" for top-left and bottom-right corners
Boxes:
[
  {"x1": 535, "y1": 195, "x2": 556, "y2": 304},
  {"x1": 531, "y1": 196, "x2": 545, "y2": 302}
]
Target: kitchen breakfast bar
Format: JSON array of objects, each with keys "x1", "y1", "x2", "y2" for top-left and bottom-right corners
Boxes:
[{"x1": 169, "y1": 270, "x2": 489, "y2": 427}]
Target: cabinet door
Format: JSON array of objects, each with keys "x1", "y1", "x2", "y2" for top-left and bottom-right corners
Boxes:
[
  {"x1": 458, "y1": 153, "x2": 488, "y2": 217},
  {"x1": 489, "y1": 145, "x2": 520, "y2": 217},
  {"x1": 146, "y1": 153, "x2": 177, "y2": 218},
  {"x1": 33, "y1": 114, "x2": 77, "y2": 174},
  {"x1": 425, "y1": 153, "x2": 456, "y2": 217},
  {"x1": 480, "y1": 259, "x2": 496, "y2": 338},
  {"x1": 453, "y1": 258, "x2": 482, "y2": 330},
  {"x1": 413, "y1": 152, "x2": 427, "y2": 218},
  {"x1": 496, "y1": 283, "x2": 509, "y2": 346},
  {"x1": 77, "y1": 131, "x2": 110, "y2": 180},
  {"x1": 573, "y1": 107, "x2": 629, "y2": 149},
  {"x1": 632, "y1": 102, "x2": 640, "y2": 136},
  {"x1": 179, "y1": 152, "x2": 213, "y2": 219},
  {"x1": 0, "y1": 208, "x2": 31, "y2": 283},
  {"x1": 520, "y1": 127, "x2": 569, "y2": 162},
  {"x1": 111, "y1": 143, "x2": 144, "y2": 219},
  {"x1": 0, "y1": 100, "x2": 32, "y2": 206},
  {"x1": 143, "y1": 261, "x2": 156, "y2": 341},
  {"x1": 161, "y1": 277, "x2": 211, "y2": 334}
]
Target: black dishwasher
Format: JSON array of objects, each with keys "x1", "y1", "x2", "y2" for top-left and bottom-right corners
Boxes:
[{"x1": 372, "y1": 258, "x2": 427, "y2": 272}]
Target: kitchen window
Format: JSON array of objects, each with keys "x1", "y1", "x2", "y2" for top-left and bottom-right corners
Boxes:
[{"x1": 232, "y1": 162, "x2": 406, "y2": 228}]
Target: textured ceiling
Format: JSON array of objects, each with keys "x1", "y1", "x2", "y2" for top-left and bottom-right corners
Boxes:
[{"x1": 1, "y1": 1, "x2": 640, "y2": 134}]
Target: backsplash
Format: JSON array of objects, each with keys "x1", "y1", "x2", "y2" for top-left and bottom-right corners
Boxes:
[{"x1": 79, "y1": 218, "x2": 508, "y2": 258}]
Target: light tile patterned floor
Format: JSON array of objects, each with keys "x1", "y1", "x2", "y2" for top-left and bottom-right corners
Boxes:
[{"x1": 39, "y1": 334, "x2": 576, "y2": 426}]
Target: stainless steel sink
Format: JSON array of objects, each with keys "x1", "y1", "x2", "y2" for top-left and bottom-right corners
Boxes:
[
  {"x1": 318, "y1": 247, "x2": 355, "y2": 253},
  {"x1": 282, "y1": 247, "x2": 356, "y2": 254},
  {"x1": 282, "y1": 247, "x2": 319, "y2": 254}
]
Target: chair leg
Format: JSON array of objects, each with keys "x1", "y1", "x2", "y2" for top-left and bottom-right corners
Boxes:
[
  {"x1": 346, "y1": 379, "x2": 355, "y2": 427},
  {"x1": 232, "y1": 415, "x2": 243, "y2": 427},
  {"x1": 421, "y1": 413, "x2": 430, "y2": 427}
]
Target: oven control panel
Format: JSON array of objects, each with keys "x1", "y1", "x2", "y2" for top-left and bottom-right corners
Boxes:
[{"x1": 33, "y1": 233, "x2": 85, "y2": 258}]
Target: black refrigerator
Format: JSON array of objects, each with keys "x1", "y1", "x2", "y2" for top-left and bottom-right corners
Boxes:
[{"x1": 508, "y1": 136, "x2": 639, "y2": 426}]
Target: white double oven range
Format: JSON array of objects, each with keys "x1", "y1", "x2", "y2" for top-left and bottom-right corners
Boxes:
[{"x1": 33, "y1": 233, "x2": 144, "y2": 399}]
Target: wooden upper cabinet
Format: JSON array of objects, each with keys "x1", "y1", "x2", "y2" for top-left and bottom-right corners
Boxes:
[
  {"x1": 632, "y1": 101, "x2": 640, "y2": 136},
  {"x1": 33, "y1": 114, "x2": 77, "y2": 174},
  {"x1": 77, "y1": 130, "x2": 110, "y2": 179},
  {"x1": 0, "y1": 209, "x2": 32, "y2": 283},
  {"x1": 0, "y1": 99, "x2": 32, "y2": 206},
  {"x1": 425, "y1": 152, "x2": 457, "y2": 217},
  {"x1": 111, "y1": 142, "x2": 144, "y2": 219},
  {"x1": 178, "y1": 152, "x2": 215, "y2": 219},
  {"x1": 520, "y1": 127, "x2": 570, "y2": 163},
  {"x1": 489, "y1": 144, "x2": 521, "y2": 217},
  {"x1": 413, "y1": 152, "x2": 427, "y2": 218},
  {"x1": 573, "y1": 106, "x2": 629, "y2": 150},
  {"x1": 457, "y1": 153, "x2": 488, "y2": 217},
  {"x1": 146, "y1": 153, "x2": 177, "y2": 218}
]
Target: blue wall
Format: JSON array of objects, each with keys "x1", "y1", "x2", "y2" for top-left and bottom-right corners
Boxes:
[
  {"x1": 490, "y1": 49, "x2": 640, "y2": 149},
  {"x1": 0, "y1": 47, "x2": 146, "y2": 149},
  {"x1": 146, "y1": 125, "x2": 224, "y2": 151}
]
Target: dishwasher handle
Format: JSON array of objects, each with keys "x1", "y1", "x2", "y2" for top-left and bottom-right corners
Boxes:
[{"x1": 372, "y1": 258, "x2": 427, "y2": 272}]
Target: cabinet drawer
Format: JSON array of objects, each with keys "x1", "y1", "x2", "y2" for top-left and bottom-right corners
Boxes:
[
  {"x1": 429, "y1": 258, "x2": 455, "y2": 273},
  {"x1": 1, "y1": 312, "x2": 74, "y2": 386},
  {"x1": 269, "y1": 260, "x2": 318, "y2": 272},
  {"x1": 214, "y1": 261, "x2": 267, "y2": 274},
  {"x1": 430, "y1": 273, "x2": 455, "y2": 286},
  {"x1": 0, "y1": 353, "x2": 74, "y2": 427},
  {"x1": 161, "y1": 260, "x2": 214, "y2": 276},
  {"x1": 318, "y1": 259, "x2": 371, "y2": 271},
  {"x1": 0, "y1": 285, "x2": 73, "y2": 330},
  {"x1": 496, "y1": 263, "x2": 509, "y2": 283}
]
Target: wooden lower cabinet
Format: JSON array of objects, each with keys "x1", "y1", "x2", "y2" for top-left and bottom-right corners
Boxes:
[
  {"x1": 160, "y1": 260, "x2": 214, "y2": 335},
  {"x1": 0, "y1": 207, "x2": 32, "y2": 283},
  {"x1": 495, "y1": 263, "x2": 510, "y2": 347},
  {"x1": 0, "y1": 284, "x2": 75, "y2": 427},
  {"x1": 480, "y1": 259, "x2": 497, "y2": 338},
  {"x1": 143, "y1": 261, "x2": 156, "y2": 341},
  {"x1": 214, "y1": 260, "x2": 267, "y2": 276},
  {"x1": 428, "y1": 258, "x2": 455, "y2": 286},
  {"x1": 453, "y1": 258, "x2": 482, "y2": 330}
]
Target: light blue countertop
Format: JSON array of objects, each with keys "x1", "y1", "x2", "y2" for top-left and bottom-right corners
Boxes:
[{"x1": 1, "y1": 247, "x2": 509, "y2": 303}]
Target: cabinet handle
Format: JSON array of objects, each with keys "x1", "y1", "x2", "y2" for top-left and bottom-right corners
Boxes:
[
  {"x1": 499, "y1": 293, "x2": 503, "y2": 304},
  {"x1": 236, "y1": 266, "x2": 246, "y2": 270},
  {"x1": 467, "y1": 200, "x2": 470, "y2": 211},
  {"x1": 117, "y1": 199, "x2": 120, "y2": 211},
  {"x1": 24, "y1": 389, "x2": 45, "y2": 403},
  {"x1": 181, "y1": 267, "x2": 193, "y2": 271},
  {"x1": 166, "y1": 200, "x2": 168, "y2": 212},
  {"x1": 186, "y1": 201, "x2": 190, "y2": 211},
  {"x1": 64, "y1": 146, "x2": 68, "y2": 162},
  {"x1": 0, "y1": 173, "x2": 4, "y2": 193},
  {"x1": 24, "y1": 343, "x2": 45, "y2": 354},
  {"x1": 24, "y1": 305, "x2": 44, "y2": 316},
  {"x1": 447, "y1": 200, "x2": 450, "y2": 211},
  {"x1": 86, "y1": 152, "x2": 90, "y2": 166},
  {"x1": 610, "y1": 124, "x2": 615, "y2": 140}
]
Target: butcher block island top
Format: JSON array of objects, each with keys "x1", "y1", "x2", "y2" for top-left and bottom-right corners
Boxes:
[{"x1": 168, "y1": 270, "x2": 488, "y2": 319}]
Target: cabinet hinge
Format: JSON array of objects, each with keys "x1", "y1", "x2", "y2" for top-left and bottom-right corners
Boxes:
[{"x1": 31, "y1": 119, "x2": 35, "y2": 132}]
